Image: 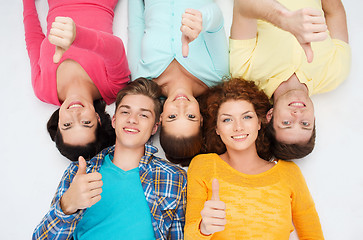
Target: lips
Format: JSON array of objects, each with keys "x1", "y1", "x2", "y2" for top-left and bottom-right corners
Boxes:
[
  {"x1": 68, "y1": 101, "x2": 84, "y2": 109},
  {"x1": 173, "y1": 94, "x2": 189, "y2": 101},
  {"x1": 288, "y1": 101, "x2": 306, "y2": 108},
  {"x1": 123, "y1": 127, "x2": 140, "y2": 134},
  {"x1": 231, "y1": 134, "x2": 248, "y2": 141}
]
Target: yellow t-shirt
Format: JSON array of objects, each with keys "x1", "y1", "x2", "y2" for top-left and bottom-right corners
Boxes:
[
  {"x1": 185, "y1": 154, "x2": 324, "y2": 240},
  {"x1": 229, "y1": 0, "x2": 351, "y2": 98}
]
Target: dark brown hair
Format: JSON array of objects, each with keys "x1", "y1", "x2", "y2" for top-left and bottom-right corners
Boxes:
[
  {"x1": 115, "y1": 78, "x2": 162, "y2": 122},
  {"x1": 201, "y1": 78, "x2": 273, "y2": 161},
  {"x1": 47, "y1": 99, "x2": 115, "y2": 161},
  {"x1": 160, "y1": 126, "x2": 202, "y2": 167},
  {"x1": 266, "y1": 117, "x2": 316, "y2": 160}
]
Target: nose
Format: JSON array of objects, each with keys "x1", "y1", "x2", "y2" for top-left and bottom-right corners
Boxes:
[
  {"x1": 127, "y1": 113, "x2": 138, "y2": 124},
  {"x1": 291, "y1": 109, "x2": 302, "y2": 117},
  {"x1": 233, "y1": 120, "x2": 244, "y2": 132}
]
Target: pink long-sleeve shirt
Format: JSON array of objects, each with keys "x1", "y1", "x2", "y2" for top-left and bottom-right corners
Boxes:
[{"x1": 23, "y1": 0, "x2": 130, "y2": 105}]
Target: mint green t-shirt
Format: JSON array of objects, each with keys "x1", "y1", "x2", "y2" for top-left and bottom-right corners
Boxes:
[{"x1": 73, "y1": 154, "x2": 155, "y2": 240}]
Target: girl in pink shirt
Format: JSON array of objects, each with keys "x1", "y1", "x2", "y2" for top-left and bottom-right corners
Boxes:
[{"x1": 23, "y1": 0, "x2": 130, "y2": 161}]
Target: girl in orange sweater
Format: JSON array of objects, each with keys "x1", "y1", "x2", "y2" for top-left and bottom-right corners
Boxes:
[{"x1": 185, "y1": 78, "x2": 323, "y2": 239}]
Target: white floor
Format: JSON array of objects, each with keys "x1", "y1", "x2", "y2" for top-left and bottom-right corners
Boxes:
[{"x1": 1, "y1": 0, "x2": 362, "y2": 239}]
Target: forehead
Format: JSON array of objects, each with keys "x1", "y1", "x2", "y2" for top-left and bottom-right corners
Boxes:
[
  {"x1": 118, "y1": 94, "x2": 155, "y2": 112},
  {"x1": 219, "y1": 100, "x2": 254, "y2": 114}
]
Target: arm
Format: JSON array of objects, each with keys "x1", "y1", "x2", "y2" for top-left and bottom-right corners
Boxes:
[
  {"x1": 32, "y1": 157, "x2": 103, "y2": 240},
  {"x1": 22, "y1": 0, "x2": 45, "y2": 90},
  {"x1": 49, "y1": 17, "x2": 130, "y2": 79},
  {"x1": 290, "y1": 164, "x2": 324, "y2": 239},
  {"x1": 181, "y1": 3, "x2": 224, "y2": 57},
  {"x1": 322, "y1": 0, "x2": 348, "y2": 43},
  {"x1": 169, "y1": 174, "x2": 187, "y2": 240},
  {"x1": 32, "y1": 163, "x2": 82, "y2": 240},
  {"x1": 234, "y1": 0, "x2": 328, "y2": 62},
  {"x1": 127, "y1": 0, "x2": 145, "y2": 79}
]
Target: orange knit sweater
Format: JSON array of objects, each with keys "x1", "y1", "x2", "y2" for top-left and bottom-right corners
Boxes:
[{"x1": 185, "y1": 153, "x2": 324, "y2": 240}]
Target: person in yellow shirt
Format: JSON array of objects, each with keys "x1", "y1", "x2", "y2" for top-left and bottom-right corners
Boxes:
[
  {"x1": 185, "y1": 78, "x2": 324, "y2": 239},
  {"x1": 229, "y1": 0, "x2": 351, "y2": 160}
]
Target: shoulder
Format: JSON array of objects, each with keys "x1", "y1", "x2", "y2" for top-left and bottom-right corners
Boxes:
[
  {"x1": 151, "y1": 155, "x2": 187, "y2": 181},
  {"x1": 276, "y1": 160, "x2": 306, "y2": 185},
  {"x1": 188, "y1": 153, "x2": 219, "y2": 177},
  {"x1": 88, "y1": 146, "x2": 115, "y2": 166}
]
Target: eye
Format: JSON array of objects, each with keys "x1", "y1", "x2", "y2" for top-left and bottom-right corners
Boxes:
[
  {"x1": 64, "y1": 123, "x2": 71, "y2": 127},
  {"x1": 140, "y1": 114, "x2": 149, "y2": 118},
  {"x1": 282, "y1": 121, "x2": 291, "y2": 125},
  {"x1": 222, "y1": 118, "x2": 231, "y2": 123},
  {"x1": 243, "y1": 115, "x2": 252, "y2": 120},
  {"x1": 168, "y1": 114, "x2": 176, "y2": 119},
  {"x1": 121, "y1": 111, "x2": 129, "y2": 115},
  {"x1": 82, "y1": 121, "x2": 91, "y2": 124},
  {"x1": 187, "y1": 114, "x2": 195, "y2": 119},
  {"x1": 301, "y1": 121, "x2": 310, "y2": 126}
]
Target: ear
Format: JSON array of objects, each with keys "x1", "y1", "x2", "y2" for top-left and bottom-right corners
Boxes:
[
  {"x1": 96, "y1": 113, "x2": 101, "y2": 125},
  {"x1": 111, "y1": 115, "x2": 116, "y2": 129},
  {"x1": 151, "y1": 122, "x2": 159, "y2": 135},
  {"x1": 216, "y1": 127, "x2": 220, "y2": 136},
  {"x1": 200, "y1": 115, "x2": 203, "y2": 126},
  {"x1": 258, "y1": 119, "x2": 261, "y2": 131},
  {"x1": 266, "y1": 108, "x2": 273, "y2": 123}
]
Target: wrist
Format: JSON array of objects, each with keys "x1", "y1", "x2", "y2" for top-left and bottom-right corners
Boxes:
[
  {"x1": 60, "y1": 194, "x2": 77, "y2": 215},
  {"x1": 199, "y1": 220, "x2": 212, "y2": 236}
]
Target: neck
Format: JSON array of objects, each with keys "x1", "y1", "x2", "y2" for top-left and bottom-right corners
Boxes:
[
  {"x1": 58, "y1": 79, "x2": 101, "y2": 103},
  {"x1": 112, "y1": 142, "x2": 145, "y2": 171},
  {"x1": 273, "y1": 74, "x2": 308, "y2": 103},
  {"x1": 221, "y1": 146, "x2": 269, "y2": 175}
]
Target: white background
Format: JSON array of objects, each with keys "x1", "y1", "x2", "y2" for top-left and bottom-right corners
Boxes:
[{"x1": 0, "y1": 0, "x2": 362, "y2": 239}]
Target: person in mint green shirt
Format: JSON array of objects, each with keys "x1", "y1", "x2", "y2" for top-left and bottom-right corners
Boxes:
[
  {"x1": 32, "y1": 78, "x2": 187, "y2": 240},
  {"x1": 128, "y1": 0, "x2": 229, "y2": 166}
]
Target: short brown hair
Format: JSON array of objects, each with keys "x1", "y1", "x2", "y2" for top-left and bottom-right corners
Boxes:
[
  {"x1": 115, "y1": 78, "x2": 162, "y2": 122},
  {"x1": 266, "y1": 117, "x2": 316, "y2": 160},
  {"x1": 201, "y1": 78, "x2": 273, "y2": 161}
]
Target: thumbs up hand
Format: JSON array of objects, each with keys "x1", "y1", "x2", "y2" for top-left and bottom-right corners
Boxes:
[
  {"x1": 48, "y1": 16, "x2": 76, "y2": 63},
  {"x1": 60, "y1": 156, "x2": 103, "y2": 215},
  {"x1": 200, "y1": 179, "x2": 227, "y2": 236},
  {"x1": 180, "y1": 9, "x2": 203, "y2": 58}
]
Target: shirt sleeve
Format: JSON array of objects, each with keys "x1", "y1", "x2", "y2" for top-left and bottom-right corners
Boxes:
[
  {"x1": 169, "y1": 172, "x2": 187, "y2": 240},
  {"x1": 22, "y1": 0, "x2": 45, "y2": 93},
  {"x1": 199, "y1": 3, "x2": 224, "y2": 33},
  {"x1": 72, "y1": 24, "x2": 130, "y2": 83},
  {"x1": 127, "y1": 0, "x2": 145, "y2": 80},
  {"x1": 184, "y1": 156, "x2": 214, "y2": 240},
  {"x1": 289, "y1": 163, "x2": 324, "y2": 239},
  {"x1": 32, "y1": 163, "x2": 84, "y2": 240}
]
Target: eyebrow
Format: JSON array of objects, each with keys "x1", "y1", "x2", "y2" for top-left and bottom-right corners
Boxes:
[
  {"x1": 220, "y1": 110, "x2": 253, "y2": 117},
  {"x1": 118, "y1": 105, "x2": 153, "y2": 114},
  {"x1": 277, "y1": 126, "x2": 313, "y2": 131},
  {"x1": 166, "y1": 117, "x2": 199, "y2": 123},
  {"x1": 61, "y1": 124, "x2": 95, "y2": 131}
]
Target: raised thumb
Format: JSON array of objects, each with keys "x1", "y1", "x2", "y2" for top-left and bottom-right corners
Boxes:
[
  {"x1": 53, "y1": 46, "x2": 64, "y2": 64},
  {"x1": 211, "y1": 178, "x2": 220, "y2": 201},
  {"x1": 301, "y1": 42, "x2": 314, "y2": 63},
  {"x1": 76, "y1": 156, "x2": 87, "y2": 175},
  {"x1": 181, "y1": 34, "x2": 189, "y2": 58}
]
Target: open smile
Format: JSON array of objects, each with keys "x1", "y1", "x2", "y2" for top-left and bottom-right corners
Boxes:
[
  {"x1": 288, "y1": 101, "x2": 306, "y2": 108},
  {"x1": 123, "y1": 127, "x2": 140, "y2": 134},
  {"x1": 173, "y1": 94, "x2": 189, "y2": 101},
  {"x1": 231, "y1": 134, "x2": 248, "y2": 141},
  {"x1": 68, "y1": 101, "x2": 84, "y2": 109}
]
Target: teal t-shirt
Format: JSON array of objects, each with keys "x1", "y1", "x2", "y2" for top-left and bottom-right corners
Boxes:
[{"x1": 73, "y1": 154, "x2": 155, "y2": 240}]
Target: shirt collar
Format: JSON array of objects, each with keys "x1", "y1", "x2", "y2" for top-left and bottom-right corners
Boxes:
[{"x1": 139, "y1": 144, "x2": 158, "y2": 165}]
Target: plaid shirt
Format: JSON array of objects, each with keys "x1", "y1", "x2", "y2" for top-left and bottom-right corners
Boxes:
[{"x1": 33, "y1": 144, "x2": 187, "y2": 240}]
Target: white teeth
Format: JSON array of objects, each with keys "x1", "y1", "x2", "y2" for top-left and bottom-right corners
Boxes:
[
  {"x1": 125, "y1": 128, "x2": 138, "y2": 133},
  {"x1": 176, "y1": 96, "x2": 188, "y2": 100},
  {"x1": 232, "y1": 134, "x2": 247, "y2": 139},
  {"x1": 69, "y1": 104, "x2": 83, "y2": 109},
  {"x1": 290, "y1": 102, "x2": 304, "y2": 107}
]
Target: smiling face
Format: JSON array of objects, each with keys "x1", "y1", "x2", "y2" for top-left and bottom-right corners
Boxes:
[
  {"x1": 112, "y1": 94, "x2": 158, "y2": 150},
  {"x1": 161, "y1": 91, "x2": 202, "y2": 138},
  {"x1": 58, "y1": 97, "x2": 100, "y2": 146},
  {"x1": 271, "y1": 90, "x2": 315, "y2": 144},
  {"x1": 216, "y1": 100, "x2": 261, "y2": 152}
]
